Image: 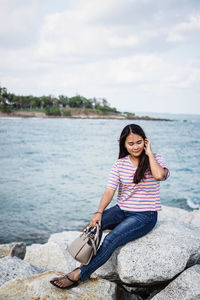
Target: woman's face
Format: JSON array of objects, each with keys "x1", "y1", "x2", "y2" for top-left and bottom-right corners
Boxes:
[{"x1": 125, "y1": 133, "x2": 145, "y2": 158}]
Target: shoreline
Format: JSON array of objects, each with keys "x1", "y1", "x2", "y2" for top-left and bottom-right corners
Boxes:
[{"x1": 0, "y1": 111, "x2": 172, "y2": 121}]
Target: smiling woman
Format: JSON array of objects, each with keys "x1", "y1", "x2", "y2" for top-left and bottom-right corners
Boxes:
[{"x1": 50, "y1": 123, "x2": 170, "y2": 289}]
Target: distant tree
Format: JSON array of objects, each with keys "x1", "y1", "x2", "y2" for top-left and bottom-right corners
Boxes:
[
  {"x1": 30, "y1": 97, "x2": 38, "y2": 109},
  {"x1": 0, "y1": 86, "x2": 12, "y2": 113},
  {"x1": 0, "y1": 86, "x2": 7, "y2": 97},
  {"x1": 40, "y1": 96, "x2": 53, "y2": 108},
  {"x1": 69, "y1": 95, "x2": 84, "y2": 108},
  {"x1": 91, "y1": 97, "x2": 100, "y2": 109},
  {"x1": 82, "y1": 97, "x2": 93, "y2": 109},
  {"x1": 102, "y1": 98, "x2": 110, "y2": 107},
  {"x1": 52, "y1": 96, "x2": 59, "y2": 107},
  {"x1": 58, "y1": 95, "x2": 69, "y2": 108},
  {"x1": 0, "y1": 103, "x2": 12, "y2": 113}
]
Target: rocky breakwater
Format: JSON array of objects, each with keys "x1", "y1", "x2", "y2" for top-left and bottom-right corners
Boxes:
[{"x1": 0, "y1": 205, "x2": 200, "y2": 300}]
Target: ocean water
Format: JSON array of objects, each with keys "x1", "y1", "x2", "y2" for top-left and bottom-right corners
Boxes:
[{"x1": 0, "y1": 114, "x2": 200, "y2": 245}]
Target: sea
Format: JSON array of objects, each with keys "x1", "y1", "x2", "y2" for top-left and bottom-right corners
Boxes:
[{"x1": 0, "y1": 113, "x2": 200, "y2": 245}]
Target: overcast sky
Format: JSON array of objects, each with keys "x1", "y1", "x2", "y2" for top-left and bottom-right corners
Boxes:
[{"x1": 0, "y1": 0, "x2": 200, "y2": 115}]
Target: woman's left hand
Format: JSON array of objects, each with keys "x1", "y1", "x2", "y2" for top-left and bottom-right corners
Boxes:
[{"x1": 144, "y1": 139, "x2": 153, "y2": 156}]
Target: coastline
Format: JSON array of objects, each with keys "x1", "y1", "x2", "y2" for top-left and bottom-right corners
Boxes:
[{"x1": 0, "y1": 110, "x2": 172, "y2": 121}]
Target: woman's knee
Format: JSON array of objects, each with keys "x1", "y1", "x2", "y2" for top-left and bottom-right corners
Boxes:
[{"x1": 101, "y1": 231, "x2": 119, "y2": 247}]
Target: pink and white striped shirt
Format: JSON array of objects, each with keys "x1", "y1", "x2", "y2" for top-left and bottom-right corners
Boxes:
[{"x1": 107, "y1": 154, "x2": 170, "y2": 212}]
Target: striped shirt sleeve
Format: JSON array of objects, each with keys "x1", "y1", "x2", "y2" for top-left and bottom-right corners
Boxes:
[
  {"x1": 155, "y1": 154, "x2": 170, "y2": 181},
  {"x1": 106, "y1": 161, "x2": 120, "y2": 190}
]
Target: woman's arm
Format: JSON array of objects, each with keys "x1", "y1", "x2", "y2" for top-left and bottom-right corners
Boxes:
[
  {"x1": 144, "y1": 139, "x2": 166, "y2": 181},
  {"x1": 90, "y1": 188, "x2": 115, "y2": 227}
]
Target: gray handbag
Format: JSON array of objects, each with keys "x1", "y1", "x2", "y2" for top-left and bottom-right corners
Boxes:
[{"x1": 68, "y1": 224, "x2": 100, "y2": 265}]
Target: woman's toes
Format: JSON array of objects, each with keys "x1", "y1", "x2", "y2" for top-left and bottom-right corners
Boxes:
[{"x1": 51, "y1": 277, "x2": 58, "y2": 282}]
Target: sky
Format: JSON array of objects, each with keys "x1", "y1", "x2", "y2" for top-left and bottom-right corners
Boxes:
[{"x1": 0, "y1": 0, "x2": 200, "y2": 115}]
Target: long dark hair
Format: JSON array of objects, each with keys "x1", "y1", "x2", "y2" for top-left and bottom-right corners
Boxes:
[{"x1": 118, "y1": 124, "x2": 150, "y2": 184}]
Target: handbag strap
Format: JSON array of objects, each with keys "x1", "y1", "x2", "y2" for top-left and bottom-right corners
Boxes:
[
  {"x1": 90, "y1": 238, "x2": 97, "y2": 256},
  {"x1": 85, "y1": 224, "x2": 100, "y2": 254},
  {"x1": 94, "y1": 224, "x2": 100, "y2": 248}
]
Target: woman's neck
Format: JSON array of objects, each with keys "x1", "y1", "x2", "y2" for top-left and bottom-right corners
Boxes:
[{"x1": 129, "y1": 155, "x2": 139, "y2": 166}]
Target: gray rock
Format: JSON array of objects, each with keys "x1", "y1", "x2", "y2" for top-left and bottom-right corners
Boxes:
[
  {"x1": 25, "y1": 240, "x2": 75, "y2": 274},
  {"x1": 25, "y1": 231, "x2": 83, "y2": 274},
  {"x1": 25, "y1": 230, "x2": 116, "y2": 278},
  {"x1": 118, "y1": 286, "x2": 143, "y2": 300},
  {"x1": 24, "y1": 206, "x2": 200, "y2": 288},
  {"x1": 117, "y1": 219, "x2": 200, "y2": 285},
  {"x1": 159, "y1": 205, "x2": 200, "y2": 229},
  {"x1": 121, "y1": 283, "x2": 167, "y2": 300},
  {"x1": 0, "y1": 271, "x2": 117, "y2": 300},
  {"x1": 151, "y1": 264, "x2": 200, "y2": 300},
  {"x1": 0, "y1": 242, "x2": 26, "y2": 259},
  {"x1": 158, "y1": 205, "x2": 187, "y2": 223},
  {"x1": 182, "y1": 209, "x2": 200, "y2": 229},
  {"x1": 0, "y1": 256, "x2": 46, "y2": 287}
]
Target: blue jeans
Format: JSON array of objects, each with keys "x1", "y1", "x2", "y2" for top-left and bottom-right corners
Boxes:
[{"x1": 80, "y1": 205, "x2": 157, "y2": 281}]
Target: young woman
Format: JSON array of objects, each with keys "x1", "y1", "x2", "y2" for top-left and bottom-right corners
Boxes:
[{"x1": 50, "y1": 123, "x2": 170, "y2": 289}]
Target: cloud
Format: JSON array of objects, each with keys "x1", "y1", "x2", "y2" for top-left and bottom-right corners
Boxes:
[
  {"x1": 0, "y1": 0, "x2": 200, "y2": 114},
  {"x1": 167, "y1": 15, "x2": 200, "y2": 42},
  {"x1": 104, "y1": 55, "x2": 165, "y2": 85},
  {"x1": 166, "y1": 65, "x2": 200, "y2": 89},
  {"x1": 108, "y1": 36, "x2": 139, "y2": 47},
  {"x1": 0, "y1": 0, "x2": 41, "y2": 48},
  {"x1": 37, "y1": 11, "x2": 114, "y2": 62}
]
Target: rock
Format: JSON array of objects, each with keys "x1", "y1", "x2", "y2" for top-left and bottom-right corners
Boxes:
[
  {"x1": 118, "y1": 285, "x2": 143, "y2": 300},
  {"x1": 25, "y1": 208, "x2": 200, "y2": 287},
  {"x1": 182, "y1": 209, "x2": 200, "y2": 229},
  {"x1": 0, "y1": 271, "x2": 117, "y2": 300},
  {"x1": 159, "y1": 205, "x2": 200, "y2": 229},
  {"x1": 25, "y1": 241, "x2": 75, "y2": 274},
  {"x1": 23, "y1": 206, "x2": 200, "y2": 291},
  {"x1": 0, "y1": 242, "x2": 26, "y2": 259},
  {"x1": 49, "y1": 231, "x2": 117, "y2": 278},
  {"x1": 48, "y1": 231, "x2": 80, "y2": 248},
  {"x1": 158, "y1": 205, "x2": 188, "y2": 222},
  {"x1": 151, "y1": 264, "x2": 200, "y2": 300},
  {"x1": 117, "y1": 219, "x2": 200, "y2": 285},
  {"x1": 0, "y1": 256, "x2": 46, "y2": 287},
  {"x1": 121, "y1": 283, "x2": 168, "y2": 300},
  {"x1": 25, "y1": 232, "x2": 82, "y2": 274},
  {"x1": 25, "y1": 231, "x2": 116, "y2": 278}
]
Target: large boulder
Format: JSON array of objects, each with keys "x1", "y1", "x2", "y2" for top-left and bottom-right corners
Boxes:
[
  {"x1": 182, "y1": 209, "x2": 200, "y2": 229},
  {"x1": 25, "y1": 240, "x2": 76, "y2": 274},
  {"x1": 25, "y1": 231, "x2": 116, "y2": 278},
  {"x1": 49, "y1": 230, "x2": 117, "y2": 278},
  {"x1": 0, "y1": 256, "x2": 45, "y2": 287},
  {"x1": 25, "y1": 207, "x2": 200, "y2": 287},
  {"x1": 151, "y1": 264, "x2": 200, "y2": 300},
  {"x1": 0, "y1": 242, "x2": 26, "y2": 259},
  {"x1": 116, "y1": 218, "x2": 200, "y2": 285},
  {"x1": 159, "y1": 205, "x2": 200, "y2": 229},
  {"x1": 0, "y1": 271, "x2": 117, "y2": 300}
]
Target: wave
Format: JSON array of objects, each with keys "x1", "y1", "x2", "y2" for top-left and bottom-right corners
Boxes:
[{"x1": 187, "y1": 198, "x2": 200, "y2": 210}]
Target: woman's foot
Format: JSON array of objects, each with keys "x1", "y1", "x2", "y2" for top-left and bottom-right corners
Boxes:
[{"x1": 50, "y1": 268, "x2": 81, "y2": 289}]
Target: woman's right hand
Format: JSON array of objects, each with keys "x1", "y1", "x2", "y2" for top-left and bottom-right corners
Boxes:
[{"x1": 90, "y1": 212, "x2": 102, "y2": 228}]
